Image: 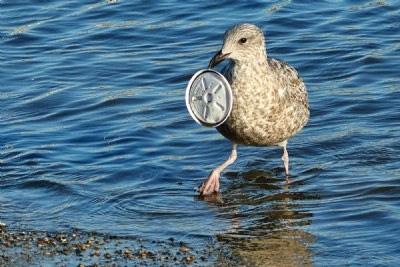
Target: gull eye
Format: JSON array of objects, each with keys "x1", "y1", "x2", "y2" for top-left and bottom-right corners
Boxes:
[{"x1": 239, "y1": 37, "x2": 247, "y2": 44}]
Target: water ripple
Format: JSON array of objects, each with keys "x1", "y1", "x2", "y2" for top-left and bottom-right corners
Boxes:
[{"x1": 1, "y1": 1, "x2": 400, "y2": 266}]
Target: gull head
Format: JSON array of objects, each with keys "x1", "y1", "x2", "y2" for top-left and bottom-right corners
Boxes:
[{"x1": 209, "y1": 23, "x2": 266, "y2": 69}]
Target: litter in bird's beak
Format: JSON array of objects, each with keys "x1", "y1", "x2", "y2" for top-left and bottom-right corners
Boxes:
[{"x1": 185, "y1": 69, "x2": 233, "y2": 128}]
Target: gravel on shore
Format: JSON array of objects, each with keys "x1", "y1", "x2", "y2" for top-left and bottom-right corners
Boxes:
[{"x1": 0, "y1": 223, "x2": 235, "y2": 267}]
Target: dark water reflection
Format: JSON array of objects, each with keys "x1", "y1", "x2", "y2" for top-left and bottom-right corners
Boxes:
[{"x1": 199, "y1": 168, "x2": 320, "y2": 266}]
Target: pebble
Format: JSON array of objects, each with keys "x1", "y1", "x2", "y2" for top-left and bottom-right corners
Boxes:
[
  {"x1": 179, "y1": 247, "x2": 189, "y2": 253},
  {"x1": 185, "y1": 256, "x2": 195, "y2": 263},
  {"x1": 78, "y1": 243, "x2": 89, "y2": 250},
  {"x1": 138, "y1": 250, "x2": 148, "y2": 258},
  {"x1": 91, "y1": 250, "x2": 100, "y2": 257}
]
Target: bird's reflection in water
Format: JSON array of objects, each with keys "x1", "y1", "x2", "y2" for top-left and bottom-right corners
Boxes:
[{"x1": 199, "y1": 169, "x2": 319, "y2": 267}]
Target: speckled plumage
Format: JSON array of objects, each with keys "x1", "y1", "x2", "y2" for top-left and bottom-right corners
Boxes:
[
  {"x1": 216, "y1": 24, "x2": 309, "y2": 147},
  {"x1": 197, "y1": 23, "x2": 309, "y2": 195}
]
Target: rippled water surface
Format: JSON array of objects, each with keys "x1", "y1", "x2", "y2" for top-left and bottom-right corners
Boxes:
[{"x1": 1, "y1": 1, "x2": 400, "y2": 266}]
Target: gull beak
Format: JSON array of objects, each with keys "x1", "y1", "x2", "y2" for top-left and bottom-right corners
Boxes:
[{"x1": 208, "y1": 50, "x2": 231, "y2": 69}]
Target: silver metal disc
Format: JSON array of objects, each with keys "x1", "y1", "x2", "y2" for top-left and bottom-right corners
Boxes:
[{"x1": 186, "y1": 69, "x2": 233, "y2": 127}]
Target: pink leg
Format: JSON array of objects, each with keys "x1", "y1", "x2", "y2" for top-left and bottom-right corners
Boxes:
[
  {"x1": 282, "y1": 144, "x2": 289, "y2": 177},
  {"x1": 197, "y1": 143, "x2": 237, "y2": 195}
]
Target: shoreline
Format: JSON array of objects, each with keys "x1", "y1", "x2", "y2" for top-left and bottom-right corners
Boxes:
[{"x1": 0, "y1": 223, "x2": 234, "y2": 267}]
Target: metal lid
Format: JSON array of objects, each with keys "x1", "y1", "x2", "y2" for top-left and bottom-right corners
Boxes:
[{"x1": 186, "y1": 69, "x2": 233, "y2": 127}]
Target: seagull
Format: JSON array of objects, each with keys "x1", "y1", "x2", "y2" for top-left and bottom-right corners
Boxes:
[{"x1": 197, "y1": 23, "x2": 309, "y2": 195}]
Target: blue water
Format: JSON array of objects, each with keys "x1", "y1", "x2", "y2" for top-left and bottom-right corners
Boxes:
[{"x1": 1, "y1": 1, "x2": 400, "y2": 266}]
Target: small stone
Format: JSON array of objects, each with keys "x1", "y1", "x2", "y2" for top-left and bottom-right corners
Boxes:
[
  {"x1": 37, "y1": 238, "x2": 45, "y2": 246},
  {"x1": 77, "y1": 264, "x2": 85, "y2": 267},
  {"x1": 91, "y1": 250, "x2": 100, "y2": 257},
  {"x1": 123, "y1": 249, "x2": 131, "y2": 255},
  {"x1": 79, "y1": 243, "x2": 89, "y2": 250},
  {"x1": 62, "y1": 248, "x2": 72, "y2": 255},
  {"x1": 185, "y1": 256, "x2": 195, "y2": 263},
  {"x1": 104, "y1": 253, "x2": 112, "y2": 259},
  {"x1": 179, "y1": 247, "x2": 189, "y2": 253},
  {"x1": 138, "y1": 250, "x2": 148, "y2": 258}
]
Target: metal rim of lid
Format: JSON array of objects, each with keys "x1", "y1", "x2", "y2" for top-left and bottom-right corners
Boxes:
[{"x1": 185, "y1": 69, "x2": 233, "y2": 127}]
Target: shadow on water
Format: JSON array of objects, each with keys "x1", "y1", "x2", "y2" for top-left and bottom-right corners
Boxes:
[{"x1": 196, "y1": 168, "x2": 321, "y2": 266}]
